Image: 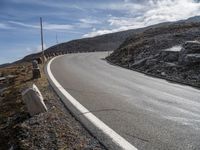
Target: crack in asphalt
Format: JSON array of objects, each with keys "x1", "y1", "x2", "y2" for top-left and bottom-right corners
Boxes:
[{"x1": 125, "y1": 132, "x2": 149, "y2": 143}]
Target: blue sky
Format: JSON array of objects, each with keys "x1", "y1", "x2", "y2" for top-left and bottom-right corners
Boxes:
[{"x1": 1, "y1": 0, "x2": 200, "y2": 64}]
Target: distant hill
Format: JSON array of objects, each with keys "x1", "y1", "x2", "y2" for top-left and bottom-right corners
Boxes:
[
  {"x1": 21, "y1": 22, "x2": 173, "y2": 62},
  {"x1": 183, "y1": 15, "x2": 200, "y2": 23},
  {"x1": 21, "y1": 15, "x2": 200, "y2": 62},
  {"x1": 22, "y1": 29, "x2": 141, "y2": 61},
  {"x1": 0, "y1": 63, "x2": 11, "y2": 68}
]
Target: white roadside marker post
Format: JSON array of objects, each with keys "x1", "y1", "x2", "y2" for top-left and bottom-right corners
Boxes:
[{"x1": 22, "y1": 84, "x2": 47, "y2": 116}]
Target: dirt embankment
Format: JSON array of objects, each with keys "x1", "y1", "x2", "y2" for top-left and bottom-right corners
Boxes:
[{"x1": 0, "y1": 62, "x2": 105, "y2": 150}]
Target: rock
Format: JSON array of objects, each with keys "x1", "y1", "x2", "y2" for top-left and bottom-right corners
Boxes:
[
  {"x1": 165, "y1": 62, "x2": 177, "y2": 67},
  {"x1": 0, "y1": 77, "x2": 6, "y2": 84},
  {"x1": 9, "y1": 145, "x2": 14, "y2": 150},
  {"x1": 6, "y1": 75, "x2": 17, "y2": 84},
  {"x1": 180, "y1": 54, "x2": 200, "y2": 65},
  {"x1": 181, "y1": 41, "x2": 200, "y2": 54},
  {"x1": 22, "y1": 84, "x2": 47, "y2": 116},
  {"x1": 0, "y1": 87, "x2": 7, "y2": 97},
  {"x1": 132, "y1": 58, "x2": 147, "y2": 67},
  {"x1": 146, "y1": 59, "x2": 157, "y2": 66},
  {"x1": 179, "y1": 41, "x2": 200, "y2": 65},
  {"x1": 160, "y1": 50, "x2": 179, "y2": 62},
  {"x1": 161, "y1": 72, "x2": 166, "y2": 76}
]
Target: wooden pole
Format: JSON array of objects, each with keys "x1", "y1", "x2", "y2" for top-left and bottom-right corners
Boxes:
[{"x1": 40, "y1": 17, "x2": 45, "y2": 63}]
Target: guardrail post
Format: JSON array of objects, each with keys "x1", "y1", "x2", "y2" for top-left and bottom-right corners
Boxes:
[{"x1": 32, "y1": 60, "x2": 41, "y2": 79}]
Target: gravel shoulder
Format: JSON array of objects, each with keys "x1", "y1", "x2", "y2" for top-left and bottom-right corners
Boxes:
[{"x1": 0, "y1": 62, "x2": 105, "y2": 150}]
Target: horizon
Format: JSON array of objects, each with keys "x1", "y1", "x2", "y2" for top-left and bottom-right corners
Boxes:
[{"x1": 1, "y1": 0, "x2": 200, "y2": 65}]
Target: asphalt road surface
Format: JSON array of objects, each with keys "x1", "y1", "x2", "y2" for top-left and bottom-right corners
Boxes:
[{"x1": 49, "y1": 52, "x2": 200, "y2": 150}]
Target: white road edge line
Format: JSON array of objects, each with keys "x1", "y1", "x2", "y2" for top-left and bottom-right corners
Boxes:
[{"x1": 47, "y1": 56, "x2": 138, "y2": 150}]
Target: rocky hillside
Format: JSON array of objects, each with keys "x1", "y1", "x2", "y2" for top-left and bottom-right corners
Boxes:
[{"x1": 107, "y1": 21, "x2": 200, "y2": 87}]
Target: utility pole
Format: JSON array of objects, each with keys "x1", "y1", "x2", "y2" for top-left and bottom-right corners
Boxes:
[
  {"x1": 128, "y1": 48, "x2": 130, "y2": 68},
  {"x1": 56, "y1": 33, "x2": 58, "y2": 44},
  {"x1": 40, "y1": 17, "x2": 45, "y2": 63},
  {"x1": 56, "y1": 33, "x2": 59, "y2": 55}
]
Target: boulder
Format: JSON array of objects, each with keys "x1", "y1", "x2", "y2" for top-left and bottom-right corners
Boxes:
[
  {"x1": 6, "y1": 75, "x2": 17, "y2": 84},
  {"x1": 22, "y1": 84, "x2": 47, "y2": 116},
  {"x1": 161, "y1": 72, "x2": 166, "y2": 76},
  {"x1": 146, "y1": 59, "x2": 157, "y2": 66},
  {"x1": 181, "y1": 41, "x2": 200, "y2": 54},
  {"x1": 179, "y1": 41, "x2": 200, "y2": 65},
  {"x1": 180, "y1": 54, "x2": 200, "y2": 65},
  {"x1": 160, "y1": 50, "x2": 179, "y2": 62}
]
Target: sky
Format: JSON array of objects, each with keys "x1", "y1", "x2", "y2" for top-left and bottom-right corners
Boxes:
[{"x1": 1, "y1": 0, "x2": 200, "y2": 64}]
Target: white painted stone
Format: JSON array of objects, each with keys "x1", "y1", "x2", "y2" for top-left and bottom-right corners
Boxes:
[{"x1": 22, "y1": 84, "x2": 47, "y2": 116}]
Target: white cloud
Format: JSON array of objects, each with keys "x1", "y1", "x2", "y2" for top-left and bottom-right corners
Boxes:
[
  {"x1": 26, "y1": 44, "x2": 47, "y2": 54},
  {"x1": 83, "y1": 29, "x2": 114, "y2": 37},
  {"x1": 83, "y1": 0, "x2": 200, "y2": 37},
  {"x1": 9, "y1": 21, "x2": 73, "y2": 31},
  {"x1": 0, "y1": 23, "x2": 13, "y2": 29},
  {"x1": 36, "y1": 44, "x2": 47, "y2": 52},
  {"x1": 79, "y1": 18, "x2": 100, "y2": 24},
  {"x1": 44, "y1": 23, "x2": 73, "y2": 30},
  {"x1": 9, "y1": 21, "x2": 38, "y2": 29},
  {"x1": 76, "y1": 18, "x2": 101, "y2": 29},
  {"x1": 142, "y1": 0, "x2": 200, "y2": 24},
  {"x1": 10, "y1": 0, "x2": 81, "y2": 10}
]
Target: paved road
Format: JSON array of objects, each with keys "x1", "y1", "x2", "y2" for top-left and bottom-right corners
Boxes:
[{"x1": 49, "y1": 52, "x2": 200, "y2": 150}]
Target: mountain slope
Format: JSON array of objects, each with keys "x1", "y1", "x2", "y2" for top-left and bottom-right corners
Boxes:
[{"x1": 107, "y1": 20, "x2": 200, "y2": 87}]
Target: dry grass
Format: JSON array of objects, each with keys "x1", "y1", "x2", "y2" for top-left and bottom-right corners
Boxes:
[
  {"x1": 0, "y1": 62, "x2": 51, "y2": 149},
  {"x1": 0, "y1": 62, "x2": 33, "y2": 150},
  {"x1": 0, "y1": 62, "x2": 104, "y2": 150}
]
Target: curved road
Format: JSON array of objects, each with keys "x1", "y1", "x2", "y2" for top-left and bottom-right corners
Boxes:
[{"x1": 49, "y1": 52, "x2": 200, "y2": 150}]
